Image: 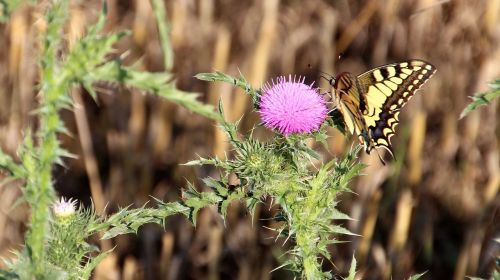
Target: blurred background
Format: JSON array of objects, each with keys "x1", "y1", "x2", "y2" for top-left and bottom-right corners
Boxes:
[{"x1": 0, "y1": 0, "x2": 499, "y2": 279}]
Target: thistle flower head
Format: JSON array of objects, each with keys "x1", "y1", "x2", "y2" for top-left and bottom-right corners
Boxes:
[
  {"x1": 259, "y1": 75, "x2": 327, "y2": 135},
  {"x1": 53, "y1": 197, "x2": 77, "y2": 218}
]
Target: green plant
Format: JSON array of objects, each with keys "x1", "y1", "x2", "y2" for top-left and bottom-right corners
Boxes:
[
  {"x1": 0, "y1": 1, "x2": 366, "y2": 279},
  {"x1": 192, "y1": 72, "x2": 364, "y2": 279},
  {"x1": 0, "y1": 0, "x2": 216, "y2": 278}
]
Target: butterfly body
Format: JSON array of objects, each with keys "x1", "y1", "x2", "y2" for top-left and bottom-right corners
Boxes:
[{"x1": 329, "y1": 60, "x2": 436, "y2": 161}]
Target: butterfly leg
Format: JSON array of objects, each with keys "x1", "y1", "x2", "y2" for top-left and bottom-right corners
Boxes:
[{"x1": 359, "y1": 129, "x2": 372, "y2": 153}]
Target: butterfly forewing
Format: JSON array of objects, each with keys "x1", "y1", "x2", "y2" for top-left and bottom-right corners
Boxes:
[{"x1": 358, "y1": 60, "x2": 436, "y2": 154}]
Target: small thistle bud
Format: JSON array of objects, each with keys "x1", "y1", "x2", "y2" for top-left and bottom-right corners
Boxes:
[
  {"x1": 53, "y1": 197, "x2": 77, "y2": 219},
  {"x1": 259, "y1": 75, "x2": 328, "y2": 135}
]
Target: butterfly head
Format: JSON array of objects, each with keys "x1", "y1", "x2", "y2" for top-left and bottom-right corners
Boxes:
[
  {"x1": 318, "y1": 71, "x2": 336, "y2": 86},
  {"x1": 328, "y1": 72, "x2": 357, "y2": 99}
]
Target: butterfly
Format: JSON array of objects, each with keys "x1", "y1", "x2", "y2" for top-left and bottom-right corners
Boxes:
[{"x1": 327, "y1": 60, "x2": 436, "y2": 164}]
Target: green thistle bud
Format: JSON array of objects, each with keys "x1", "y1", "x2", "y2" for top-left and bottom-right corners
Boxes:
[
  {"x1": 231, "y1": 139, "x2": 285, "y2": 186},
  {"x1": 52, "y1": 197, "x2": 77, "y2": 225}
]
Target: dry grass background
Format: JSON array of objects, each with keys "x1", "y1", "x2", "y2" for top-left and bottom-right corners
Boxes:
[{"x1": 0, "y1": 0, "x2": 499, "y2": 279}]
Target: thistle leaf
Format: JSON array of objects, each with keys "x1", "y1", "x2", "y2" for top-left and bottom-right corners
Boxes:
[
  {"x1": 345, "y1": 255, "x2": 357, "y2": 280},
  {"x1": 408, "y1": 271, "x2": 428, "y2": 280},
  {"x1": 460, "y1": 79, "x2": 500, "y2": 119}
]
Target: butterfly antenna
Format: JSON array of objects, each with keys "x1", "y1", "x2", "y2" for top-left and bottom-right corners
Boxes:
[{"x1": 318, "y1": 70, "x2": 334, "y2": 79}]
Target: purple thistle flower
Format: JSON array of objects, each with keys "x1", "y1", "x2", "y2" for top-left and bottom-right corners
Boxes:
[{"x1": 259, "y1": 75, "x2": 328, "y2": 136}]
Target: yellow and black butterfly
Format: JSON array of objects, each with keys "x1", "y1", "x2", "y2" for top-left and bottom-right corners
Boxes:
[{"x1": 327, "y1": 60, "x2": 436, "y2": 164}]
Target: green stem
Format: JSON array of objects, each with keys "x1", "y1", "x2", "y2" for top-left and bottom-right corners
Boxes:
[
  {"x1": 27, "y1": 82, "x2": 66, "y2": 276},
  {"x1": 281, "y1": 161, "x2": 339, "y2": 279},
  {"x1": 25, "y1": 0, "x2": 68, "y2": 276},
  {"x1": 291, "y1": 188, "x2": 324, "y2": 279},
  {"x1": 151, "y1": 0, "x2": 174, "y2": 71}
]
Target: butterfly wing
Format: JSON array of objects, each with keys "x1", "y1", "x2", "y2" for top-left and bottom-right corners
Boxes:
[
  {"x1": 356, "y1": 60, "x2": 436, "y2": 155},
  {"x1": 331, "y1": 72, "x2": 370, "y2": 137}
]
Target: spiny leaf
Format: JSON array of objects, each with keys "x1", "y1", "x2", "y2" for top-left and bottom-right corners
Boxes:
[
  {"x1": 183, "y1": 184, "x2": 223, "y2": 225},
  {"x1": 80, "y1": 249, "x2": 112, "y2": 280},
  {"x1": 325, "y1": 225, "x2": 359, "y2": 236},
  {"x1": 92, "y1": 61, "x2": 221, "y2": 122},
  {"x1": 220, "y1": 190, "x2": 245, "y2": 219},
  {"x1": 460, "y1": 79, "x2": 500, "y2": 119},
  {"x1": 156, "y1": 86, "x2": 223, "y2": 122},
  {"x1": 100, "y1": 225, "x2": 131, "y2": 240},
  {"x1": 195, "y1": 71, "x2": 238, "y2": 84},
  {"x1": 408, "y1": 271, "x2": 427, "y2": 280},
  {"x1": 331, "y1": 208, "x2": 354, "y2": 221},
  {"x1": 184, "y1": 157, "x2": 228, "y2": 168},
  {"x1": 195, "y1": 71, "x2": 259, "y2": 102},
  {"x1": 345, "y1": 255, "x2": 357, "y2": 280},
  {"x1": 0, "y1": 149, "x2": 24, "y2": 178}
]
